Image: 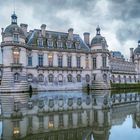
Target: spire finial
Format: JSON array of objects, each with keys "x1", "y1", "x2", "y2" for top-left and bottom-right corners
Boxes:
[
  {"x1": 138, "y1": 40, "x2": 140, "y2": 46},
  {"x1": 11, "y1": 12, "x2": 17, "y2": 24},
  {"x1": 96, "y1": 25, "x2": 100, "y2": 35},
  {"x1": 11, "y1": 0, "x2": 17, "y2": 24},
  {"x1": 13, "y1": 0, "x2": 15, "y2": 13}
]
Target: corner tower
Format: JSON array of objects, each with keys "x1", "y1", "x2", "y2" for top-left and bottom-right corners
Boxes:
[
  {"x1": 90, "y1": 26, "x2": 110, "y2": 89},
  {"x1": 0, "y1": 12, "x2": 29, "y2": 93}
]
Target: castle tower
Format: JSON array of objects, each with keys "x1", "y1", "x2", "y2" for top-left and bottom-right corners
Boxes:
[
  {"x1": 133, "y1": 40, "x2": 140, "y2": 82},
  {"x1": 90, "y1": 26, "x2": 110, "y2": 89},
  {"x1": 0, "y1": 12, "x2": 29, "y2": 93}
]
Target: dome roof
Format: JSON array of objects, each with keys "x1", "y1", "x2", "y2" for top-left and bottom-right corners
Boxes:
[
  {"x1": 4, "y1": 12, "x2": 25, "y2": 38},
  {"x1": 91, "y1": 26, "x2": 107, "y2": 46},
  {"x1": 4, "y1": 24, "x2": 25, "y2": 37},
  {"x1": 91, "y1": 34, "x2": 105, "y2": 46},
  {"x1": 134, "y1": 41, "x2": 140, "y2": 54}
]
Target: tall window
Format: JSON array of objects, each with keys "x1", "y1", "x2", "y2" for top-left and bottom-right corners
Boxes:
[
  {"x1": 77, "y1": 56, "x2": 81, "y2": 68},
  {"x1": 93, "y1": 58, "x2": 96, "y2": 69},
  {"x1": 13, "y1": 34, "x2": 19, "y2": 42},
  {"x1": 13, "y1": 48, "x2": 20, "y2": 64},
  {"x1": 68, "y1": 113, "x2": 73, "y2": 126},
  {"x1": 77, "y1": 112, "x2": 82, "y2": 125},
  {"x1": 38, "y1": 54, "x2": 43, "y2": 67},
  {"x1": 48, "y1": 54, "x2": 53, "y2": 67},
  {"x1": 67, "y1": 56, "x2": 72, "y2": 68},
  {"x1": 48, "y1": 115, "x2": 54, "y2": 128},
  {"x1": 13, "y1": 121, "x2": 20, "y2": 136},
  {"x1": 28, "y1": 55, "x2": 32, "y2": 66},
  {"x1": 86, "y1": 55, "x2": 89, "y2": 68},
  {"x1": 38, "y1": 38, "x2": 43, "y2": 47},
  {"x1": 59, "y1": 114, "x2": 63, "y2": 127},
  {"x1": 102, "y1": 57, "x2": 107, "y2": 67},
  {"x1": 58, "y1": 55, "x2": 63, "y2": 67},
  {"x1": 39, "y1": 116, "x2": 44, "y2": 129}
]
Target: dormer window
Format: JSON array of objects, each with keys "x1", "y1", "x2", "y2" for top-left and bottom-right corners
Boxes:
[
  {"x1": 66, "y1": 41, "x2": 71, "y2": 49},
  {"x1": 76, "y1": 42, "x2": 80, "y2": 49},
  {"x1": 47, "y1": 34, "x2": 53, "y2": 48},
  {"x1": 38, "y1": 38, "x2": 43, "y2": 47},
  {"x1": 57, "y1": 41, "x2": 62, "y2": 48},
  {"x1": 13, "y1": 34, "x2": 19, "y2": 42},
  {"x1": 47, "y1": 40, "x2": 53, "y2": 48}
]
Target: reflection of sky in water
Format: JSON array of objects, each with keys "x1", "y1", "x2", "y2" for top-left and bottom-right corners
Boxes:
[
  {"x1": 110, "y1": 116, "x2": 140, "y2": 140},
  {"x1": 32, "y1": 91, "x2": 86, "y2": 99},
  {"x1": 0, "y1": 121, "x2": 2, "y2": 138}
]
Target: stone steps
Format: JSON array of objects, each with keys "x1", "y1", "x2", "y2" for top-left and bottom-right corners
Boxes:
[
  {"x1": 0, "y1": 69, "x2": 29, "y2": 92},
  {"x1": 91, "y1": 81, "x2": 110, "y2": 90}
]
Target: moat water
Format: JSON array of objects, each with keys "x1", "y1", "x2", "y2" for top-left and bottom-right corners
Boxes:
[{"x1": 0, "y1": 90, "x2": 140, "y2": 140}]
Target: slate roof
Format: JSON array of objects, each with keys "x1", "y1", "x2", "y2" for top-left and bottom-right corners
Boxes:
[{"x1": 26, "y1": 29, "x2": 90, "y2": 52}]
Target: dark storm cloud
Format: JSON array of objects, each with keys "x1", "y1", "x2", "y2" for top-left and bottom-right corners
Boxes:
[
  {"x1": 22, "y1": 0, "x2": 97, "y2": 27},
  {"x1": 1, "y1": 0, "x2": 140, "y2": 46},
  {"x1": 108, "y1": 0, "x2": 140, "y2": 43},
  {"x1": 1, "y1": 0, "x2": 97, "y2": 30}
]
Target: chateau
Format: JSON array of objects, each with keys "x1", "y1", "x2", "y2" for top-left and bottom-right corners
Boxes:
[{"x1": 0, "y1": 13, "x2": 140, "y2": 92}]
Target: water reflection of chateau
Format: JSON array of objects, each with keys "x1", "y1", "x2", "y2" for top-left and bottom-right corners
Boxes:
[{"x1": 1, "y1": 91, "x2": 140, "y2": 140}]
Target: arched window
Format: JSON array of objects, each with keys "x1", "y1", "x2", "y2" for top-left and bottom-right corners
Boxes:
[
  {"x1": 48, "y1": 74, "x2": 54, "y2": 83},
  {"x1": 85, "y1": 74, "x2": 90, "y2": 83},
  {"x1": 67, "y1": 74, "x2": 72, "y2": 82},
  {"x1": 38, "y1": 74, "x2": 44, "y2": 82},
  {"x1": 129, "y1": 76, "x2": 131, "y2": 82},
  {"x1": 118, "y1": 75, "x2": 121, "y2": 83},
  {"x1": 27, "y1": 74, "x2": 33, "y2": 82},
  {"x1": 124, "y1": 75, "x2": 126, "y2": 83},
  {"x1": 58, "y1": 74, "x2": 63, "y2": 82},
  {"x1": 103, "y1": 74, "x2": 107, "y2": 82},
  {"x1": 134, "y1": 76, "x2": 136, "y2": 82},
  {"x1": 77, "y1": 74, "x2": 81, "y2": 82},
  {"x1": 112, "y1": 75, "x2": 115, "y2": 83},
  {"x1": 14, "y1": 73, "x2": 20, "y2": 82}
]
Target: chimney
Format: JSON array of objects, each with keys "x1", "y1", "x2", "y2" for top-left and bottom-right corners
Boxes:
[
  {"x1": 130, "y1": 48, "x2": 134, "y2": 62},
  {"x1": 20, "y1": 23, "x2": 28, "y2": 36},
  {"x1": 83, "y1": 32, "x2": 90, "y2": 46},
  {"x1": 1, "y1": 28, "x2": 4, "y2": 42},
  {"x1": 41, "y1": 24, "x2": 46, "y2": 37},
  {"x1": 68, "y1": 28, "x2": 74, "y2": 40}
]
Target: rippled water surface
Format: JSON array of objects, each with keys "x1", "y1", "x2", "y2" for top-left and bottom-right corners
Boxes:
[{"x1": 0, "y1": 90, "x2": 140, "y2": 140}]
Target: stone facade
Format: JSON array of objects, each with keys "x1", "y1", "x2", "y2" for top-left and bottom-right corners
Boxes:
[{"x1": 0, "y1": 13, "x2": 140, "y2": 92}]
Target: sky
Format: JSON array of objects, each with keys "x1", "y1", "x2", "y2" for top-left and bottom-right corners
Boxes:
[{"x1": 0, "y1": 0, "x2": 140, "y2": 59}]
